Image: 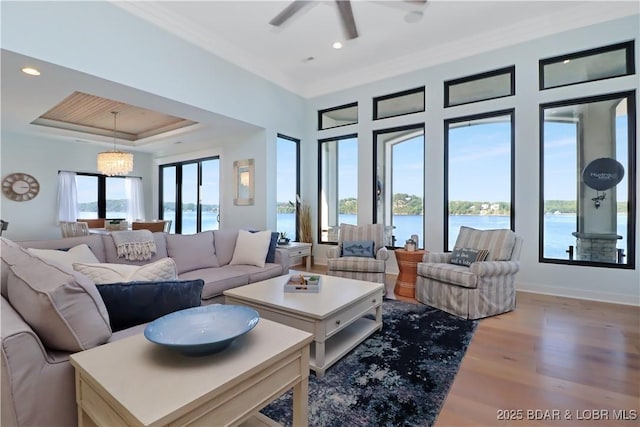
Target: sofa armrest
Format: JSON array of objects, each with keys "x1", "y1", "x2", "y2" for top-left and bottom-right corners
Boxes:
[
  {"x1": 274, "y1": 247, "x2": 290, "y2": 273},
  {"x1": 1, "y1": 296, "x2": 76, "y2": 427},
  {"x1": 376, "y1": 247, "x2": 389, "y2": 261},
  {"x1": 422, "y1": 252, "x2": 452, "y2": 263},
  {"x1": 470, "y1": 260, "x2": 520, "y2": 276},
  {"x1": 327, "y1": 246, "x2": 340, "y2": 259}
]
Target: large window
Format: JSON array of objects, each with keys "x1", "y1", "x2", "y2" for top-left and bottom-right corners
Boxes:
[
  {"x1": 76, "y1": 173, "x2": 127, "y2": 219},
  {"x1": 373, "y1": 124, "x2": 425, "y2": 248},
  {"x1": 445, "y1": 110, "x2": 514, "y2": 250},
  {"x1": 540, "y1": 92, "x2": 635, "y2": 268},
  {"x1": 159, "y1": 157, "x2": 220, "y2": 234},
  {"x1": 276, "y1": 134, "x2": 300, "y2": 241},
  {"x1": 318, "y1": 134, "x2": 358, "y2": 243}
]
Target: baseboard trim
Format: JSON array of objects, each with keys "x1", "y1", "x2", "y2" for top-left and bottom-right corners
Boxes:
[{"x1": 516, "y1": 282, "x2": 640, "y2": 306}]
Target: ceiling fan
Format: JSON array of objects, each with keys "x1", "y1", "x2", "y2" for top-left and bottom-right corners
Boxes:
[{"x1": 269, "y1": 0, "x2": 427, "y2": 40}]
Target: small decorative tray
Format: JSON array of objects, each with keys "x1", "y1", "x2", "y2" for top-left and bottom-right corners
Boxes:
[{"x1": 284, "y1": 274, "x2": 321, "y2": 293}]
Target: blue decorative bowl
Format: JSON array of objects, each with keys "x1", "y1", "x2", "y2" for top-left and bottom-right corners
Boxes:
[{"x1": 144, "y1": 304, "x2": 260, "y2": 356}]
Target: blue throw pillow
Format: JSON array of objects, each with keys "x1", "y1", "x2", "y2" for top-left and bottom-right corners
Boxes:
[
  {"x1": 96, "y1": 279, "x2": 204, "y2": 332},
  {"x1": 342, "y1": 240, "x2": 375, "y2": 258},
  {"x1": 249, "y1": 230, "x2": 279, "y2": 263}
]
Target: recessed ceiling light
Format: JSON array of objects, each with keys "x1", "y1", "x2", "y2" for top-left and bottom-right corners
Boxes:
[
  {"x1": 333, "y1": 42, "x2": 343, "y2": 49},
  {"x1": 21, "y1": 67, "x2": 41, "y2": 76},
  {"x1": 563, "y1": 59, "x2": 571, "y2": 64}
]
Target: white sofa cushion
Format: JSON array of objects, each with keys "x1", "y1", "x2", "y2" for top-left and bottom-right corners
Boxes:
[
  {"x1": 73, "y1": 258, "x2": 178, "y2": 284},
  {"x1": 229, "y1": 230, "x2": 272, "y2": 268},
  {"x1": 27, "y1": 244, "x2": 100, "y2": 269}
]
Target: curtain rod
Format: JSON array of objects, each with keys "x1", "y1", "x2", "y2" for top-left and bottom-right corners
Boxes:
[{"x1": 57, "y1": 170, "x2": 142, "y2": 179}]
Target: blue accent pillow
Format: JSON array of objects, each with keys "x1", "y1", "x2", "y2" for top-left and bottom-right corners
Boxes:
[
  {"x1": 96, "y1": 279, "x2": 204, "y2": 332},
  {"x1": 249, "y1": 230, "x2": 279, "y2": 263},
  {"x1": 342, "y1": 240, "x2": 375, "y2": 258}
]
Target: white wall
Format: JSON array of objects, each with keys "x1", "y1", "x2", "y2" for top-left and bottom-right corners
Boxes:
[
  {"x1": 1, "y1": 1, "x2": 307, "y2": 238},
  {"x1": 305, "y1": 15, "x2": 640, "y2": 305},
  {"x1": 0, "y1": 132, "x2": 154, "y2": 240},
  {"x1": 0, "y1": 1, "x2": 307, "y2": 132},
  {"x1": 0, "y1": 3, "x2": 637, "y2": 304}
]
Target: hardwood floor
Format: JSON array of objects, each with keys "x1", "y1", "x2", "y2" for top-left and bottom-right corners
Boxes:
[
  {"x1": 436, "y1": 292, "x2": 640, "y2": 427},
  {"x1": 299, "y1": 264, "x2": 640, "y2": 426}
]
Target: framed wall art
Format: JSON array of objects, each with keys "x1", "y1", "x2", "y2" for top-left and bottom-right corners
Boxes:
[{"x1": 233, "y1": 159, "x2": 254, "y2": 206}]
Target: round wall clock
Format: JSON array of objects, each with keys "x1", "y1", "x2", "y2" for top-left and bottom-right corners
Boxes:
[{"x1": 2, "y1": 173, "x2": 40, "y2": 202}]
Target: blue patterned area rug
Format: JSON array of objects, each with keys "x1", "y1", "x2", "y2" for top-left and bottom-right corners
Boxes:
[{"x1": 261, "y1": 299, "x2": 478, "y2": 427}]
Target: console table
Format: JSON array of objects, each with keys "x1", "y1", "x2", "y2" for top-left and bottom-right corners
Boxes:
[
  {"x1": 70, "y1": 319, "x2": 312, "y2": 426},
  {"x1": 394, "y1": 249, "x2": 427, "y2": 298}
]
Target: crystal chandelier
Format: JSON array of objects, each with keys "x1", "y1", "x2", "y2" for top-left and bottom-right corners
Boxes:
[{"x1": 97, "y1": 111, "x2": 133, "y2": 176}]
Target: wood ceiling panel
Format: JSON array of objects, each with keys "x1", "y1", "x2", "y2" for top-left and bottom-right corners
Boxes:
[{"x1": 36, "y1": 91, "x2": 196, "y2": 141}]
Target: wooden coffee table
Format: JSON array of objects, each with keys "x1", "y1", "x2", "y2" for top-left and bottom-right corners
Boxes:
[
  {"x1": 224, "y1": 273, "x2": 384, "y2": 377},
  {"x1": 70, "y1": 318, "x2": 313, "y2": 427}
]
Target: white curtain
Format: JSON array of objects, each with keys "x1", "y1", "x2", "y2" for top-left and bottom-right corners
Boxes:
[
  {"x1": 57, "y1": 171, "x2": 78, "y2": 222},
  {"x1": 125, "y1": 177, "x2": 144, "y2": 222}
]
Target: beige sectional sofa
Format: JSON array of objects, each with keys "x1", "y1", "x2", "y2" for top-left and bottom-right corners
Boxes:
[{"x1": 1, "y1": 229, "x2": 289, "y2": 427}]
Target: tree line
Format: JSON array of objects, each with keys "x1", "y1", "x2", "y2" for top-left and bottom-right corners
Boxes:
[
  {"x1": 83, "y1": 198, "x2": 628, "y2": 215},
  {"x1": 79, "y1": 200, "x2": 219, "y2": 212},
  {"x1": 544, "y1": 200, "x2": 628, "y2": 214}
]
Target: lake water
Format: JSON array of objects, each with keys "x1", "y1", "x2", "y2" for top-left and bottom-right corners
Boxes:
[
  {"x1": 96, "y1": 211, "x2": 628, "y2": 261},
  {"x1": 277, "y1": 212, "x2": 629, "y2": 260}
]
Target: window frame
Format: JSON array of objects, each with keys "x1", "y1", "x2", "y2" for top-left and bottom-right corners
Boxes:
[
  {"x1": 444, "y1": 109, "x2": 516, "y2": 251},
  {"x1": 372, "y1": 123, "x2": 425, "y2": 248},
  {"x1": 276, "y1": 133, "x2": 301, "y2": 241},
  {"x1": 158, "y1": 155, "x2": 220, "y2": 235},
  {"x1": 75, "y1": 172, "x2": 126, "y2": 219},
  {"x1": 317, "y1": 102, "x2": 358, "y2": 131},
  {"x1": 444, "y1": 66, "x2": 515, "y2": 108},
  {"x1": 317, "y1": 133, "x2": 358, "y2": 244},
  {"x1": 538, "y1": 91, "x2": 636, "y2": 269},
  {"x1": 372, "y1": 86, "x2": 425, "y2": 121},
  {"x1": 539, "y1": 40, "x2": 635, "y2": 90}
]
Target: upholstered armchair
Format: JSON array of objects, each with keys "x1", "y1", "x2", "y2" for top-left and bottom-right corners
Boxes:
[
  {"x1": 415, "y1": 226, "x2": 523, "y2": 319},
  {"x1": 326, "y1": 223, "x2": 389, "y2": 284}
]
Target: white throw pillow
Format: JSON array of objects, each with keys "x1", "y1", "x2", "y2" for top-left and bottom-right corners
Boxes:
[
  {"x1": 72, "y1": 258, "x2": 178, "y2": 284},
  {"x1": 28, "y1": 244, "x2": 100, "y2": 269},
  {"x1": 229, "y1": 230, "x2": 272, "y2": 268}
]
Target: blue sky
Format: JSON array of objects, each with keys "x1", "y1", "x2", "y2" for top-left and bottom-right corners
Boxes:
[{"x1": 80, "y1": 116, "x2": 629, "y2": 207}]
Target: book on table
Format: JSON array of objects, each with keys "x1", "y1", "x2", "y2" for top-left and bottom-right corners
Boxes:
[{"x1": 284, "y1": 274, "x2": 321, "y2": 293}]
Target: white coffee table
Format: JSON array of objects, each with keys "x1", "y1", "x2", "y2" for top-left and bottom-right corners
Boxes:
[
  {"x1": 224, "y1": 273, "x2": 384, "y2": 377},
  {"x1": 70, "y1": 318, "x2": 313, "y2": 427}
]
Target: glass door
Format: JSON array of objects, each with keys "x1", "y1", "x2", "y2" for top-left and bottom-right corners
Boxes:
[{"x1": 160, "y1": 157, "x2": 220, "y2": 234}]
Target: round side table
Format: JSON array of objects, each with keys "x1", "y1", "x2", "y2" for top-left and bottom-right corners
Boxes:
[{"x1": 394, "y1": 249, "x2": 427, "y2": 298}]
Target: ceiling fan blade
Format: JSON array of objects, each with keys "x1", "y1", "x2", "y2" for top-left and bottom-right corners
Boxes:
[
  {"x1": 269, "y1": 0, "x2": 312, "y2": 26},
  {"x1": 335, "y1": 0, "x2": 358, "y2": 39}
]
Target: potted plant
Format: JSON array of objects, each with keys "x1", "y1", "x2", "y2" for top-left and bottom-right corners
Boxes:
[{"x1": 278, "y1": 232, "x2": 290, "y2": 245}]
